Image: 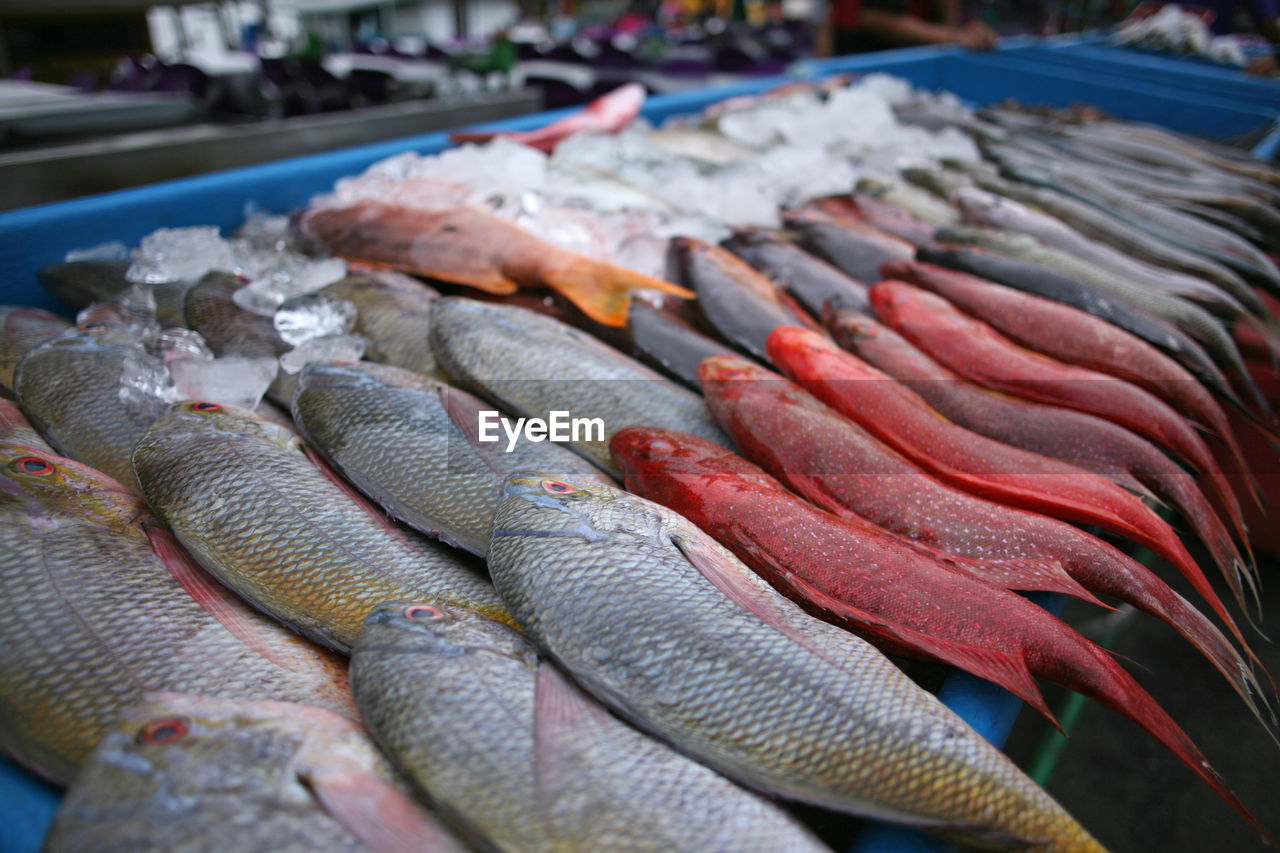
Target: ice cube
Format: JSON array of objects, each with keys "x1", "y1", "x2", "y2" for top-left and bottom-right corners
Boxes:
[
  {"x1": 118, "y1": 350, "x2": 182, "y2": 420},
  {"x1": 274, "y1": 293, "x2": 358, "y2": 346},
  {"x1": 155, "y1": 327, "x2": 215, "y2": 365},
  {"x1": 278, "y1": 334, "x2": 367, "y2": 375},
  {"x1": 127, "y1": 226, "x2": 238, "y2": 284},
  {"x1": 169, "y1": 355, "x2": 278, "y2": 410},
  {"x1": 65, "y1": 241, "x2": 131, "y2": 262},
  {"x1": 231, "y1": 254, "x2": 348, "y2": 317}
]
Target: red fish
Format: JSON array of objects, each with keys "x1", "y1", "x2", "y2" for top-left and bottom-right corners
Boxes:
[
  {"x1": 881, "y1": 258, "x2": 1259, "y2": 506},
  {"x1": 449, "y1": 83, "x2": 645, "y2": 153},
  {"x1": 610, "y1": 425, "x2": 1273, "y2": 819},
  {"x1": 768, "y1": 324, "x2": 1253, "y2": 632},
  {"x1": 698, "y1": 354, "x2": 1255, "y2": 670},
  {"x1": 827, "y1": 309, "x2": 1265, "y2": 593},
  {"x1": 871, "y1": 280, "x2": 1254, "y2": 606},
  {"x1": 299, "y1": 203, "x2": 691, "y2": 328}
]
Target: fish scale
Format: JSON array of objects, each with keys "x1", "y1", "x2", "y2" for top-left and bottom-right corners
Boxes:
[
  {"x1": 428, "y1": 297, "x2": 730, "y2": 476},
  {"x1": 0, "y1": 441, "x2": 354, "y2": 784},
  {"x1": 132, "y1": 401, "x2": 512, "y2": 653},
  {"x1": 292, "y1": 360, "x2": 612, "y2": 557},
  {"x1": 44, "y1": 693, "x2": 467, "y2": 853},
  {"x1": 487, "y1": 474, "x2": 1104, "y2": 851},
  {"x1": 14, "y1": 326, "x2": 170, "y2": 492},
  {"x1": 353, "y1": 602, "x2": 830, "y2": 852}
]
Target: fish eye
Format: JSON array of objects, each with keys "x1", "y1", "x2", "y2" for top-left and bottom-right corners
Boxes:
[
  {"x1": 722, "y1": 368, "x2": 748, "y2": 380},
  {"x1": 138, "y1": 717, "x2": 189, "y2": 746},
  {"x1": 15, "y1": 457, "x2": 54, "y2": 476},
  {"x1": 541, "y1": 480, "x2": 576, "y2": 494},
  {"x1": 190, "y1": 402, "x2": 221, "y2": 413},
  {"x1": 646, "y1": 439, "x2": 674, "y2": 454},
  {"x1": 404, "y1": 605, "x2": 447, "y2": 621}
]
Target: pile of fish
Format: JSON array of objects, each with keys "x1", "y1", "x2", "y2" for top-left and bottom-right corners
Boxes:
[{"x1": 3, "y1": 74, "x2": 1280, "y2": 851}]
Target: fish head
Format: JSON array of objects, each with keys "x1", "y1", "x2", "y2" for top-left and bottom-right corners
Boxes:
[
  {"x1": 63, "y1": 692, "x2": 358, "y2": 817},
  {"x1": 0, "y1": 440, "x2": 148, "y2": 530},
  {"x1": 150, "y1": 399, "x2": 300, "y2": 452},
  {"x1": 764, "y1": 325, "x2": 834, "y2": 368},
  {"x1": 610, "y1": 426, "x2": 783, "y2": 497},
  {"x1": 356, "y1": 601, "x2": 535, "y2": 666},
  {"x1": 495, "y1": 472, "x2": 668, "y2": 545}
]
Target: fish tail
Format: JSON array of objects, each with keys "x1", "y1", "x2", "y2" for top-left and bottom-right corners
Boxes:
[
  {"x1": 542, "y1": 258, "x2": 694, "y2": 327},
  {"x1": 1062, "y1": 646, "x2": 1278, "y2": 846},
  {"x1": 771, "y1": 569, "x2": 1064, "y2": 727}
]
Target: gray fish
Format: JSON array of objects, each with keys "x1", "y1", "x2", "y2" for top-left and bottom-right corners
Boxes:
[
  {"x1": 429, "y1": 297, "x2": 729, "y2": 476},
  {"x1": 670, "y1": 237, "x2": 808, "y2": 362},
  {"x1": 952, "y1": 186, "x2": 1250, "y2": 317},
  {"x1": 13, "y1": 325, "x2": 171, "y2": 491},
  {"x1": 321, "y1": 270, "x2": 444, "y2": 379},
  {"x1": 352, "y1": 602, "x2": 830, "y2": 852},
  {"x1": 293, "y1": 360, "x2": 612, "y2": 557},
  {"x1": 45, "y1": 693, "x2": 466, "y2": 853},
  {"x1": 0, "y1": 441, "x2": 354, "y2": 783},
  {"x1": 184, "y1": 271, "x2": 295, "y2": 405},
  {"x1": 36, "y1": 260, "x2": 192, "y2": 328},
  {"x1": 951, "y1": 163, "x2": 1262, "y2": 316},
  {"x1": 486, "y1": 473, "x2": 1105, "y2": 851},
  {"x1": 132, "y1": 400, "x2": 513, "y2": 653}
]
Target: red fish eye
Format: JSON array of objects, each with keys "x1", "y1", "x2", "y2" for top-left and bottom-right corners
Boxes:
[
  {"x1": 404, "y1": 605, "x2": 446, "y2": 621},
  {"x1": 138, "y1": 717, "x2": 188, "y2": 745},
  {"x1": 190, "y1": 402, "x2": 221, "y2": 412},
  {"x1": 542, "y1": 480, "x2": 575, "y2": 494},
  {"x1": 16, "y1": 457, "x2": 53, "y2": 475}
]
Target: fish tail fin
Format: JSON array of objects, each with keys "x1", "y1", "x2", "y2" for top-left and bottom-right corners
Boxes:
[
  {"x1": 1068, "y1": 647, "x2": 1278, "y2": 846},
  {"x1": 749, "y1": 564, "x2": 1062, "y2": 728},
  {"x1": 543, "y1": 258, "x2": 694, "y2": 327}
]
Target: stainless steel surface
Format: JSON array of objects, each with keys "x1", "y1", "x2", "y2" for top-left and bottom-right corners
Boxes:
[{"x1": 0, "y1": 89, "x2": 540, "y2": 211}]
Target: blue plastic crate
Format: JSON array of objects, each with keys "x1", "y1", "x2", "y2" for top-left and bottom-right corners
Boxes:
[{"x1": 0, "y1": 42, "x2": 1269, "y2": 853}]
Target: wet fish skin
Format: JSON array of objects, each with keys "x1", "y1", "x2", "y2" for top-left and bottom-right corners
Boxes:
[
  {"x1": 916, "y1": 245, "x2": 1249, "y2": 416},
  {"x1": 0, "y1": 399, "x2": 53, "y2": 451},
  {"x1": 882, "y1": 259, "x2": 1259, "y2": 511},
  {"x1": 670, "y1": 236, "x2": 810, "y2": 362},
  {"x1": 132, "y1": 400, "x2": 513, "y2": 652},
  {"x1": 781, "y1": 207, "x2": 913, "y2": 286},
  {"x1": 611, "y1": 425, "x2": 1267, "y2": 743},
  {"x1": 35, "y1": 259, "x2": 132, "y2": 309},
  {"x1": 721, "y1": 228, "x2": 871, "y2": 318},
  {"x1": 45, "y1": 693, "x2": 466, "y2": 853},
  {"x1": 0, "y1": 441, "x2": 355, "y2": 783},
  {"x1": 952, "y1": 161, "x2": 1262, "y2": 311},
  {"x1": 0, "y1": 306, "x2": 71, "y2": 394},
  {"x1": 625, "y1": 300, "x2": 734, "y2": 389},
  {"x1": 322, "y1": 270, "x2": 444, "y2": 379},
  {"x1": 293, "y1": 360, "x2": 611, "y2": 557},
  {"x1": 352, "y1": 602, "x2": 830, "y2": 852},
  {"x1": 486, "y1": 472, "x2": 1105, "y2": 851},
  {"x1": 299, "y1": 202, "x2": 693, "y2": 328},
  {"x1": 428, "y1": 296, "x2": 729, "y2": 476},
  {"x1": 699, "y1": 354, "x2": 1255, "y2": 671},
  {"x1": 13, "y1": 325, "x2": 169, "y2": 491},
  {"x1": 871, "y1": 281, "x2": 1254, "y2": 612}
]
